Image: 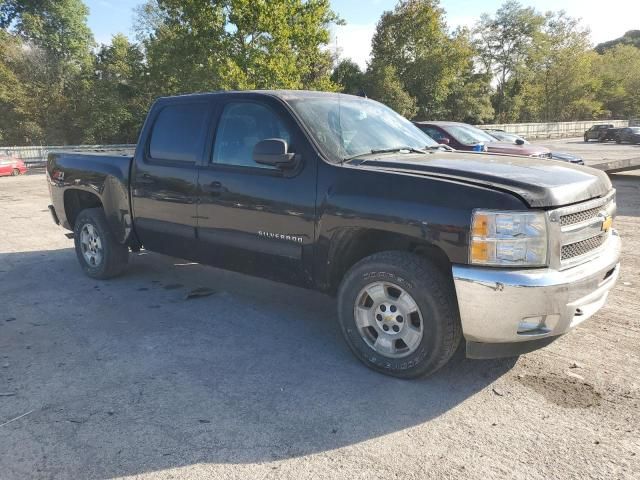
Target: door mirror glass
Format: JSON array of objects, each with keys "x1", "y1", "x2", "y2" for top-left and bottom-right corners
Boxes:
[
  {"x1": 253, "y1": 139, "x2": 297, "y2": 168},
  {"x1": 515, "y1": 138, "x2": 525, "y2": 145},
  {"x1": 438, "y1": 137, "x2": 450, "y2": 145}
]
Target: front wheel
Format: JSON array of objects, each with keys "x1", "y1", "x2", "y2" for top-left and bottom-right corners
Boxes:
[
  {"x1": 337, "y1": 252, "x2": 462, "y2": 379},
  {"x1": 11, "y1": 168, "x2": 20, "y2": 176},
  {"x1": 584, "y1": 135, "x2": 589, "y2": 142},
  {"x1": 73, "y1": 208, "x2": 128, "y2": 279}
]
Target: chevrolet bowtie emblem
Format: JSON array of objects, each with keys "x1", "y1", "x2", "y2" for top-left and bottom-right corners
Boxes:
[{"x1": 602, "y1": 216, "x2": 613, "y2": 232}]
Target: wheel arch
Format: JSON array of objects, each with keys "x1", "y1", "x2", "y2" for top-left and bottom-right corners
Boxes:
[
  {"x1": 324, "y1": 228, "x2": 453, "y2": 294},
  {"x1": 63, "y1": 184, "x2": 136, "y2": 247},
  {"x1": 64, "y1": 189, "x2": 103, "y2": 230}
]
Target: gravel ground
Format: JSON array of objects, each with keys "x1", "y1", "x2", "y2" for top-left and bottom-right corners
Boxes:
[
  {"x1": 534, "y1": 137, "x2": 640, "y2": 166},
  {"x1": 0, "y1": 173, "x2": 639, "y2": 480}
]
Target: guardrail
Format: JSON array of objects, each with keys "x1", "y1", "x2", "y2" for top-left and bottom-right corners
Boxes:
[
  {"x1": 479, "y1": 120, "x2": 630, "y2": 140},
  {"x1": 1, "y1": 144, "x2": 136, "y2": 168}
]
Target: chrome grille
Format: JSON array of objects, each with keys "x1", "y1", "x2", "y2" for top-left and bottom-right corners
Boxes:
[
  {"x1": 561, "y1": 233, "x2": 608, "y2": 261},
  {"x1": 560, "y1": 205, "x2": 605, "y2": 227},
  {"x1": 549, "y1": 190, "x2": 616, "y2": 269}
]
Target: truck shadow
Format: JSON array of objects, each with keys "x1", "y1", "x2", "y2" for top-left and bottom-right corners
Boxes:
[{"x1": 0, "y1": 248, "x2": 516, "y2": 478}]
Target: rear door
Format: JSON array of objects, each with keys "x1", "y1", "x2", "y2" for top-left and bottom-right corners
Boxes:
[
  {"x1": 195, "y1": 94, "x2": 317, "y2": 286},
  {"x1": 131, "y1": 99, "x2": 212, "y2": 259}
]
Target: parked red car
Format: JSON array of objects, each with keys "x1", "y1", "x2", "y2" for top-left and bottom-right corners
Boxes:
[
  {"x1": 414, "y1": 121, "x2": 553, "y2": 158},
  {"x1": 0, "y1": 152, "x2": 27, "y2": 177}
]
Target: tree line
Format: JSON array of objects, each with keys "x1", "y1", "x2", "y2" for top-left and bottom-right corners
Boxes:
[{"x1": 0, "y1": 0, "x2": 638, "y2": 146}]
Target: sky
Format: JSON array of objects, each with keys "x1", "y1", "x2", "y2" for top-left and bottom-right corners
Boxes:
[{"x1": 86, "y1": 0, "x2": 640, "y2": 69}]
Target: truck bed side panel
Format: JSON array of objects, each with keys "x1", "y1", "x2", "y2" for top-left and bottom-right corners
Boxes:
[{"x1": 47, "y1": 152, "x2": 134, "y2": 244}]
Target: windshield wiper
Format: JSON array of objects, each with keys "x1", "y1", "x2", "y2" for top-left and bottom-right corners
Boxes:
[{"x1": 343, "y1": 147, "x2": 427, "y2": 162}]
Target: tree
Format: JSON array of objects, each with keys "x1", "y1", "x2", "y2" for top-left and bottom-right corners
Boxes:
[
  {"x1": 442, "y1": 28, "x2": 494, "y2": 124},
  {"x1": 136, "y1": 0, "x2": 341, "y2": 95},
  {"x1": 522, "y1": 11, "x2": 602, "y2": 122},
  {"x1": 367, "y1": 0, "x2": 481, "y2": 120},
  {"x1": 474, "y1": 1, "x2": 544, "y2": 121},
  {"x1": 0, "y1": 30, "x2": 41, "y2": 144},
  {"x1": 594, "y1": 44, "x2": 640, "y2": 118},
  {"x1": 331, "y1": 59, "x2": 365, "y2": 95},
  {"x1": 365, "y1": 63, "x2": 417, "y2": 117},
  {"x1": 596, "y1": 30, "x2": 640, "y2": 54},
  {"x1": 2, "y1": 0, "x2": 93, "y2": 62},
  {"x1": 1, "y1": 0, "x2": 94, "y2": 144},
  {"x1": 86, "y1": 34, "x2": 151, "y2": 144}
]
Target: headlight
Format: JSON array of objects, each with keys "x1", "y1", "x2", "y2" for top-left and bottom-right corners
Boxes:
[{"x1": 470, "y1": 210, "x2": 548, "y2": 266}]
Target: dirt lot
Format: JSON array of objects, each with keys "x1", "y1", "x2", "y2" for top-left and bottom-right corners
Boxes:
[
  {"x1": 534, "y1": 137, "x2": 640, "y2": 166},
  {"x1": 1, "y1": 173, "x2": 639, "y2": 480}
]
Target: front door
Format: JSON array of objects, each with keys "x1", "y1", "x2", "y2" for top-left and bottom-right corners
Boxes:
[
  {"x1": 195, "y1": 95, "x2": 317, "y2": 286},
  {"x1": 131, "y1": 99, "x2": 211, "y2": 259}
]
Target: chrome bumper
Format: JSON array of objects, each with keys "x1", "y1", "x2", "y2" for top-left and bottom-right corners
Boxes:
[{"x1": 452, "y1": 231, "x2": 621, "y2": 356}]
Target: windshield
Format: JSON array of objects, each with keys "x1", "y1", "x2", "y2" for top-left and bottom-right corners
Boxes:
[
  {"x1": 288, "y1": 96, "x2": 437, "y2": 161},
  {"x1": 446, "y1": 124, "x2": 497, "y2": 144},
  {"x1": 630, "y1": 128, "x2": 640, "y2": 133}
]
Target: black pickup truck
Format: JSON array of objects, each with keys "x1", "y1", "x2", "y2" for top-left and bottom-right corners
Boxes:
[{"x1": 47, "y1": 91, "x2": 621, "y2": 378}]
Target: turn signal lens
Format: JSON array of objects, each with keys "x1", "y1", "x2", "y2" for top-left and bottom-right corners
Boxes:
[
  {"x1": 471, "y1": 241, "x2": 490, "y2": 262},
  {"x1": 472, "y1": 214, "x2": 490, "y2": 237}
]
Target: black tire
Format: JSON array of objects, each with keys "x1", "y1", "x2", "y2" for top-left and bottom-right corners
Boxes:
[
  {"x1": 11, "y1": 168, "x2": 19, "y2": 176},
  {"x1": 584, "y1": 135, "x2": 589, "y2": 142},
  {"x1": 73, "y1": 208, "x2": 128, "y2": 279},
  {"x1": 616, "y1": 137, "x2": 622, "y2": 144},
  {"x1": 337, "y1": 251, "x2": 462, "y2": 379}
]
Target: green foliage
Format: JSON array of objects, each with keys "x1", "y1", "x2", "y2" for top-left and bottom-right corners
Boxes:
[
  {"x1": 362, "y1": 1, "x2": 493, "y2": 122},
  {"x1": 86, "y1": 34, "x2": 151, "y2": 144},
  {"x1": 365, "y1": 63, "x2": 417, "y2": 117},
  {"x1": 368, "y1": 0, "x2": 462, "y2": 118},
  {"x1": 136, "y1": 0, "x2": 341, "y2": 95},
  {"x1": 0, "y1": 30, "x2": 39, "y2": 144},
  {"x1": 594, "y1": 45, "x2": 640, "y2": 119},
  {"x1": 1, "y1": 0, "x2": 639, "y2": 146},
  {"x1": 331, "y1": 59, "x2": 365, "y2": 95},
  {"x1": 473, "y1": 1, "x2": 623, "y2": 123},
  {"x1": 523, "y1": 12, "x2": 602, "y2": 121},
  {"x1": 474, "y1": 1, "x2": 544, "y2": 121},
  {"x1": 0, "y1": 0, "x2": 94, "y2": 144},
  {"x1": 2, "y1": 0, "x2": 93, "y2": 62}
]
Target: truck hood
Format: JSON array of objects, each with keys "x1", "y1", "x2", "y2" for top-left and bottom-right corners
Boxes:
[{"x1": 355, "y1": 151, "x2": 612, "y2": 208}]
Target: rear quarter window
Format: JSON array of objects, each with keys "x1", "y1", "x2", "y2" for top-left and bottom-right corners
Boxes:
[{"x1": 149, "y1": 102, "x2": 209, "y2": 162}]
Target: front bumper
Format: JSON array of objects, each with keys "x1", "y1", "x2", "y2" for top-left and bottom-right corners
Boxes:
[{"x1": 453, "y1": 231, "x2": 621, "y2": 359}]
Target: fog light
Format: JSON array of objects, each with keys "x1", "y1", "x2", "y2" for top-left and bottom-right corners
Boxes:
[{"x1": 517, "y1": 316, "x2": 548, "y2": 335}]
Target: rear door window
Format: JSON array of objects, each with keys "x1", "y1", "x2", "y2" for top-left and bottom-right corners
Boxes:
[{"x1": 149, "y1": 102, "x2": 209, "y2": 162}]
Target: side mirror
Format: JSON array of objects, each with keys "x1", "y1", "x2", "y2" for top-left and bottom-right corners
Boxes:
[
  {"x1": 438, "y1": 138, "x2": 450, "y2": 145},
  {"x1": 515, "y1": 138, "x2": 525, "y2": 145},
  {"x1": 253, "y1": 139, "x2": 297, "y2": 168}
]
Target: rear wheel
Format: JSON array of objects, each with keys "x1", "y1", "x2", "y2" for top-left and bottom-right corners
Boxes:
[
  {"x1": 73, "y1": 208, "x2": 128, "y2": 279},
  {"x1": 337, "y1": 251, "x2": 462, "y2": 378},
  {"x1": 11, "y1": 168, "x2": 19, "y2": 176}
]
